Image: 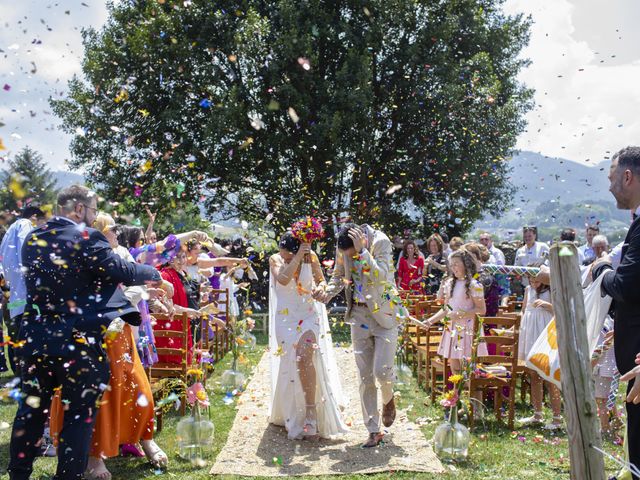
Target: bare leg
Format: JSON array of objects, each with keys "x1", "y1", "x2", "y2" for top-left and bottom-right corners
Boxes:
[
  {"x1": 519, "y1": 372, "x2": 544, "y2": 425},
  {"x1": 596, "y1": 398, "x2": 611, "y2": 434},
  {"x1": 547, "y1": 383, "x2": 562, "y2": 421},
  {"x1": 531, "y1": 373, "x2": 544, "y2": 414},
  {"x1": 296, "y1": 330, "x2": 318, "y2": 437},
  {"x1": 449, "y1": 359, "x2": 461, "y2": 375}
]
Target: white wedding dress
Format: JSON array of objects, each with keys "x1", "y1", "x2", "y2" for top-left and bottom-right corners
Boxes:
[{"x1": 269, "y1": 262, "x2": 348, "y2": 439}]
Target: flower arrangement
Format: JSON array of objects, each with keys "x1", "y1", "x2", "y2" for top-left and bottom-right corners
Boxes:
[
  {"x1": 291, "y1": 216, "x2": 324, "y2": 243},
  {"x1": 175, "y1": 313, "x2": 217, "y2": 465},
  {"x1": 433, "y1": 315, "x2": 485, "y2": 462},
  {"x1": 186, "y1": 382, "x2": 210, "y2": 408}
]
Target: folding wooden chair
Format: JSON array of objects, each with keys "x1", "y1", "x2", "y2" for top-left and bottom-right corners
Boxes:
[
  {"x1": 208, "y1": 288, "x2": 230, "y2": 361},
  {"x1": 416, "y1": 324, "x2": 444, "y2": 389},
  {"x1": 430, "y1": 353, "x2": 451, "y2": 405},
  {"x1": 468, "y1": 315, "x2": 521, "y2": 430},
  {"x1": 147, "y1": 313, "x2": 189, "y2": 431}
]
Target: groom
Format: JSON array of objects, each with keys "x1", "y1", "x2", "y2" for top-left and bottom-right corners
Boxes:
[{"x1": 314, "y1": 223, "x2": 406, "y2": 447}]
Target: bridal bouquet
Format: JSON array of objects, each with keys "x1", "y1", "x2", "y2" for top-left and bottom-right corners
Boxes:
[{"x1": 291, "y1": 216, "x2": 324, "y2": 243}]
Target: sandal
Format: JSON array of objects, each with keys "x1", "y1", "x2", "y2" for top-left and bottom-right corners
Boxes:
[
  {"x1": 519, "y1": 412, "x2": 544, "y2": 427},
  {"x1": 120, "y1": 443, "x2": 144, "y2": 457},
  {"x1": 543, "y1": 416, "x2": 564, "y2": 431},
  {"x1": 140, "y1": 440, "x2": 169, "y2": 468},
  {"x1": 303, "y1": 404, "x2": 319, "y2": 441}
]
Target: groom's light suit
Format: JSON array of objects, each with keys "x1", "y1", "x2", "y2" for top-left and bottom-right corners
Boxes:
[{"x1": 325, "y1": 225, "x2": 407, "y2": 433}]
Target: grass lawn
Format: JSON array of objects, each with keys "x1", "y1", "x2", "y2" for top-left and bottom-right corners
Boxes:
[{"x1": 0, "y1": 333, "x2": 626, "y2": 479}]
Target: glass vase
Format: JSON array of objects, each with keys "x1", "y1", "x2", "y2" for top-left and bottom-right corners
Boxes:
[
  {"x1": 220, "y1": 359, "x2": 246, "y2": 393},
  {"x1": 176, "y1": 405, "x2": 215, "y2": 464},
  {"x1": 433, "y1": 406, "x2": 470, "y2": 461},
  {"x1": 240, "y1": 331, "x2": 257, "y2": 350}
]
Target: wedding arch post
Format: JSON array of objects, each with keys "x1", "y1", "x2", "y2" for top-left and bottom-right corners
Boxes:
[{"x1": 548, "y1": 242, "x2": 605, "y2": 480}]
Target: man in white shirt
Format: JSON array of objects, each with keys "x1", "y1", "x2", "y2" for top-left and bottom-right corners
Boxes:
[
  {"x1": 479, "y1": 232, "x2": 506, "y2": 265},
  {"x1": 578, "y1": 224, "x2": 600, "y2": 265},
  {"x1": 515, "y1": 226, "x2": 549, "y2": 286}
]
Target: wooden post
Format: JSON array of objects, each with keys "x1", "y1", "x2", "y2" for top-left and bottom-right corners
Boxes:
[{"x1": 548, "y1": 242, "x2": 605, "y2": 480}]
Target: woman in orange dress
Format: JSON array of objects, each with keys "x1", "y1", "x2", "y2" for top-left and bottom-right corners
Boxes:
[{"x1": 50, "y1": 214, "x2": 168, "y2": 480}]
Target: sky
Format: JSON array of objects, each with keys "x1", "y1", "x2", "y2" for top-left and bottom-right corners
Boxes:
[{"x1": 1, "y1": 0, "x2": 639, "y2": 172}]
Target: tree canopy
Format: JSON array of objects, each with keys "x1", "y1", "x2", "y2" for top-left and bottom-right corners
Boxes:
[
  {"x1": 52, "y1": 0, "x2": 533, "y2": 240},
  {"x1": 0, "y1": 147, "x2": 58, "y2": 214}
]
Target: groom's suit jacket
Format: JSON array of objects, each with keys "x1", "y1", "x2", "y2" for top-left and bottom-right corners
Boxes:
[{"x1": 325, "y1": 225, "x2": 407, "y2": 329}]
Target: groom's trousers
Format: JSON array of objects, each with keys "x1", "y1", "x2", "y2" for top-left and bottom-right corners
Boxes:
[{"x1": 350, "y1": 305, "x2": 398, "y2": 433}]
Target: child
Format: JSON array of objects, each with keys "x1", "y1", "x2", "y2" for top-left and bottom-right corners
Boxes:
[
  {"x1": 426, "y1": 249, "x2": 488, "y2": 373},
  {"x1": 518, "y1": 273, "x2": 562, "y2": 430},
  {"x1": 592, "y1": 316, "x2": 620, "y2": 439}
]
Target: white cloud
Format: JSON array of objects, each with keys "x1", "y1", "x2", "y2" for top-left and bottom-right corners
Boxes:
[
  {"x1": 504, "y1": 0, "x2": 640, "y2": 164},
  {"x1": 0, "y1": 0, "x2": 108, "y2": 171}
]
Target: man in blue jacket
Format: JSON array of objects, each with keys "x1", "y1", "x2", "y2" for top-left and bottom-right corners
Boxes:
[{"x1": 8, "y1": 185, "x2": 163, "y2": 480}]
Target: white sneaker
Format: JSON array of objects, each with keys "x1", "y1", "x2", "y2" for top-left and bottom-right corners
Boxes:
[
  {"x1": 519, "y1": 414, "x2": 544, "y2": 426},
  {"x1": 543, "y1": 420, "x2": 563, "y2": 431}
]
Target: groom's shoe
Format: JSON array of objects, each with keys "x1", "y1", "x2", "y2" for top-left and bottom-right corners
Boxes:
[
  {"x1": 362, "y1": 432, "x2": 384, "y2": 448},
  {"x1": 382, "y1": 398, "x2": 396, "y2": 427}
]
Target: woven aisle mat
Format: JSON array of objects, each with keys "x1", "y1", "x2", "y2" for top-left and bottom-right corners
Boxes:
[{"x1": 210, "y1": 346, "x2": 444, "y2": 476}]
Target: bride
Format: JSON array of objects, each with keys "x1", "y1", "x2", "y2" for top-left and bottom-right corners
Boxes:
[{"x1": 268, "y1": 232, "x2": 348, "y2": 440}]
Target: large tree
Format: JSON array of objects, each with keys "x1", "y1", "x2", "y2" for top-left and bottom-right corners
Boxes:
[
  {"x1": 52, "y1": 0, "x2": 533, "y2": 240},
  {"x1": 0, "y1": 147, "x2": 58, "y2": 213}
]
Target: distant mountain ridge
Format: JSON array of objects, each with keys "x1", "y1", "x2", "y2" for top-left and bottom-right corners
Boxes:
[
  {"x1": 475, "y1": 151, "x2": 628, "y2": 241},
  {"x1": 508, "y1": 151, "x2": 611, "y2": 206},
  {"x1": 52, "y1": 171, "x2": 84, "y2": 189}
]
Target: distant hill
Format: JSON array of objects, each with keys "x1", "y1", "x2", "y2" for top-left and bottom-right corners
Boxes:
[
  {"x1": 508, "y1": 151, "x2": 611, "y2": 206},
  {"x1": 474, "y1": 151, "x2": 629, "y2": 242},
  {"x1": 52, "y1": 171, "x2": 84, "y2": 189}
]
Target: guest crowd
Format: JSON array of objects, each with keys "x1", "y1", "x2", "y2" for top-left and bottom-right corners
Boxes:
[
  {"x1": 0, "y1": 146, "x2": 638, "y2": 479},
  {"x1": 0, "y1": 185, "x2": 252, "y2": 480}
]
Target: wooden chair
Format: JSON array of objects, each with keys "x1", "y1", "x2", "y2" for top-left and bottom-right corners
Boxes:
[
  {"x1": 430, "y1": 352, "x2": 450, "y2": 405},
  {"x1": 208, "y1": 288, "x2": 230, "y2": 361},
  {"x1": 147, "y1": 313, "x2": 190, "y2": 431},
  {"x1": 405, "y1": 300, "x2": 440, "y2": 371},
  {"x1": 416, "y1": 324, "x2": 444, "y2": 388},
  {"x1": 428, "y1": 303, "x2": 453, "y2": 404},
  {"x1": 468, "y1": 315, "x2": 521, "y2": 430}
]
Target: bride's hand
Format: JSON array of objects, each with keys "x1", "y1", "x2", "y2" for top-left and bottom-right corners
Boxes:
[
  {"x1": 312, "y1": 285, "x2": 328, "y2": 303},
  {"x1": 296, "y1": 243, "x2": 312, "y2": 258}
]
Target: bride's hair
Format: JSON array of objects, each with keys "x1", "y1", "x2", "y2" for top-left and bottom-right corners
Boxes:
[{"x1": 278, "y1": 231, "x2": 301, "y2": 253}]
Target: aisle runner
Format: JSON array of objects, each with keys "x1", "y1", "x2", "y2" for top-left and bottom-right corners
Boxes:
[{"x1": 210, "y1": 347, "x2": 444, "y2": 476}]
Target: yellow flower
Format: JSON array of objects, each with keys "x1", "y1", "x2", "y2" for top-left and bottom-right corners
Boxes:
[
  {"x1": 448, "y1": 374, "x2": 464, "y2": 385},
  {"x1": 196, "y1": 390, "x2": 208, "y2": 401},
  {"x1": 187, "y1": 368, "x2": 203, "y2": 377}
]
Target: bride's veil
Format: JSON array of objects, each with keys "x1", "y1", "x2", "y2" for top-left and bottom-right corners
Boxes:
[{"x1": 268, "y1": 267, "x2": 280, "y2": 416}]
